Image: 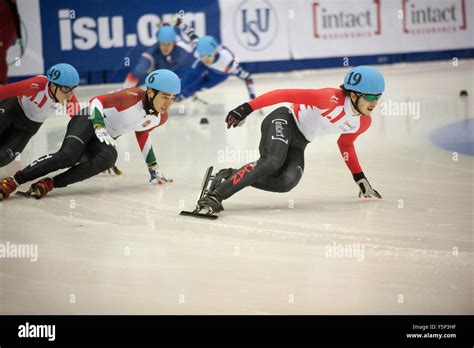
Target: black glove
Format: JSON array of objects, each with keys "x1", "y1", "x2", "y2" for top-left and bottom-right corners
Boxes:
[
  {"x1": 225, "y1": 102, "x2": 253, "y2": 129},
  {"x1": 353, "y1": 172, "x2": 382, "y2": 199}
]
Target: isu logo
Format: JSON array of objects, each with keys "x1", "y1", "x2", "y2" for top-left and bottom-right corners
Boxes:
[
  {"x1": 57, "y1": 9, "x2": 206, "y2": 50},
  {"x1": 230, "y1": 163, "x2": 255, "y2": 185},
  {"x1": 234, "y1": 0, "x2": 278, "y2": 51},
  {"x1": 402, "y1": 0, "x2": 467, "y2": 34},
  {"x1": 312, "y1": 0, "x2": 381, "y2": 39}
]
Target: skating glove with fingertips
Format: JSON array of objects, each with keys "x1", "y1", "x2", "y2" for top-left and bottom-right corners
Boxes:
[
  {"x1": 353, "y1": 172, "x2": 382, "y2": 199},
  {"x1": 148, "y1": 165, "x2": 173, "y2": 185},
  {"x1": 94, "y1": 126, "x2": 117, "y2": 148},
  {"x1": 226, "y1": 102, "x2": 253, "y2": 129}
]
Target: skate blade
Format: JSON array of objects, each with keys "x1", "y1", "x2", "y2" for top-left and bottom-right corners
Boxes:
[
  {"x1": 16, "y1": 191, "x2": 41, "y2": 199},
  {"x1": 16, "y1": 191, "x2": 34, "y2": 198},
  {"x1": 179, "y1": 210, "x2": 218, "y2": 220}
]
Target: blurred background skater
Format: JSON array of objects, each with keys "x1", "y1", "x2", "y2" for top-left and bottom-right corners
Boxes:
[
  {"x1": 176, "y1": 35, "x2": 256, "y2": 103},
  {"x1": 123, "y1": 24, "x2": 195, "y2": 88}
]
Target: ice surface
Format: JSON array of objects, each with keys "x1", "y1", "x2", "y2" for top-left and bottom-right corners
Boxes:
[{"x1": 1, "y1": 61, "x2": 473, "y2": 314}]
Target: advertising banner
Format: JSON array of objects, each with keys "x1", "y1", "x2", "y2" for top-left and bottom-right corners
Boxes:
[
  {"x1": 289, "y1": 0, "x2": 474, "y2": 59},
  {"x1": 38, "y1": 0, "x2": 220, "y2": 73},
  {"x1": 6, "y1": 0, "x2": 473, "y2": 78}
]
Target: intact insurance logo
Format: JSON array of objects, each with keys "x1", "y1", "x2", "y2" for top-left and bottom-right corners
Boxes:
[
  {"x1": 312, "y1": 0, "x2": 381, "y2": 39},
  {"x1": 234, "y1": 0, "x2": 278, "y2": 51},
  {"x1": 402, "y1": 0, "x2": 467, "y2": 34}
]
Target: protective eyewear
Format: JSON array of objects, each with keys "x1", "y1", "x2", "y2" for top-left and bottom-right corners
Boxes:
[
  {"x1": 59, "y1": 85, "x2": 77, "y2": 94},
  {"x1": 359, "y1": 93, "x2": 381, "y2": 102}
]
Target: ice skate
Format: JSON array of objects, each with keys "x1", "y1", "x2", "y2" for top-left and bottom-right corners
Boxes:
[
  {"x1": 17, "y1": 178, "x2": 54, "y2": 199},
  {"x1": 180, "y1": 166, "x2": 219, "y2": 220},
  {"x1": 197, "y1": 191, "x2": 224, "y2": 214},
  {"x1": 209, "y1": 168, "x2": 236, "y2": 192},
  {"x1": 0, "y1": 177, "x2": 18, "y2": 201}
]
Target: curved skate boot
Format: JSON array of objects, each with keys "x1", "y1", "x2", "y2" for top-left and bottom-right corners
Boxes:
[
  {"x1": 0, "y1": 177, "x2": 18, "y2": 201},
  {"x1": 198, "y1": 191, "x2": 224, "y2": 214},
  {"x1": 26, "y1": 178, "x2": 54, "y2": 199},
  {"x1": 209, "y1": 168, "x2": 236, "y2": 192}
]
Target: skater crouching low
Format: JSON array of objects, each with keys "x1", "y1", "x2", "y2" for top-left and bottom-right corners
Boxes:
[
  {"x1": 196, "y1": 66, "x2": 385, "y2": 215},
  {"x1": 0, "y1": 69, "x2": 180, "y2": 200}
]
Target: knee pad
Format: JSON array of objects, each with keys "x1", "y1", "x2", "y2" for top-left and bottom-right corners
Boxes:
[
  {"x1": 256, "y1": 155, "x2": 286, "y2": 174},
  {"x1": 0, "y1": 148, "x2": 16, "y2": 167},
  {"x1": 0, "y1": 154, "x2": 13, "y2": 167},
  {"x1": 57, "y1": 149, "x2": 82, "y2": 167},
  {"x1": 95, "y1": 147, "x2": 118, "y2": 171},
  {"x1": 280, "y1": 166, "x2": 304, "y2": 193}
]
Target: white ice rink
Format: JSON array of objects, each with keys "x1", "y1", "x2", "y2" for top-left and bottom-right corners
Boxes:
[{"x1": 1, "y1": 61, "x2": 473, "y2": 314}]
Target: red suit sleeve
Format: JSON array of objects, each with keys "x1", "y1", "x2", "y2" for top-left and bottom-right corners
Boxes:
[
  {"x1": 248, "y1": 88, "x2": 338, "y2": 110},
  {"x1": 0, "y1": 76, "x2": 47, "y2": 99},
  {"x1": 337, "y1": 116, "x2": 372, "y2": 174}
]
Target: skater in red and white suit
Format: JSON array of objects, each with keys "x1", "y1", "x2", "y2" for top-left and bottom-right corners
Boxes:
[
  {"x1": 198, "y1": 66, "x2": 385, "y2": 213},
  {"x1": 0, "y1": 63, "x2": 80, "y2": 168}
]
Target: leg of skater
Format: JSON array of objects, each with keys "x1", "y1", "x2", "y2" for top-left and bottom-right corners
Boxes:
[
  {"x1": 199, "y1": 107, "x2": 294, "y2": 212},
  {"x1": 0, "y1": 98, "x2": 18, "y2": 166},
  {"x1": 0, "y1": 130, "x2": 36, "y2": 167},
  {"x1": 250, "y1": 147, "x2": 305, "y2": 193},
  {"x1": 0, "y1": 115, "x2": 94, "y2": 199},
  {"x1": 50, "y1": 138, "x2": 117, "y2": 192},
  {"x1": 250, "y1": 112, "x2": 308, "y2": 192}
]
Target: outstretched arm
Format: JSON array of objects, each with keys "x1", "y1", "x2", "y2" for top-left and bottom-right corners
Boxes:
[
  {"x1": 231, "y1": 64, "x2": 255, "y2": 100},
  {"x1": 174, "y1": 17, "x2": 199, "y2": 46},
  {"x1": 123, "y1": 52, "x2": 155, "y2": 88},
  {"x1": 225, "y1": 88, "x2": 332, "y2": 128},
  {"x1": 337, "y1": 117, "x2": 381, "y2": 199},
  {"x1": 135, "y1": 130, "x2": 157, "y2": 168},
  {"x1": 177, "y1": 61, "x2": 207, "y2": 99},
  {"x1": 0, "y1": 76, "x2": 47, "y2": 99},
  {"x1": 135, "y1": 129, "x2": 172, "y2": 184},
  {"x1": 248, "y1": 89, "x2": 331, "y2": 111}
]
